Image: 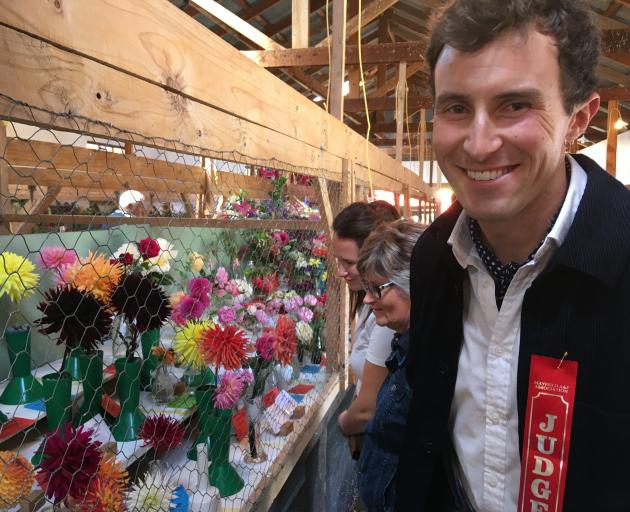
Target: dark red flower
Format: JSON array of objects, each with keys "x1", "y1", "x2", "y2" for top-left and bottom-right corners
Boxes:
[
  {"x1": 118, "y1": 252, "x2": 134, "y2": 265},
  {"x1": 139, "y1": 415, "x2": 185, "y2": 455},
  {"x1": 253, "y1": 273, "x2": 279, "y2": 294},
  {"x1": 256, "y1": 331, "x2": 276, "y2": 361},
  {"x1": 35, "y1": 423, "x2": 102, "y2": 504},
  {"x1": 137, "y1": 237, "x2": 160, "y2": 259}
]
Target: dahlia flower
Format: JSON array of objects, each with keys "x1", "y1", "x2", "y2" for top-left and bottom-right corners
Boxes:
[
  {"x1": 0, "y1": 450, "x2": 34, "y2": 508},
  {"x1": 139, "y1": 415, "x2": 185, "y2": 454},
  {"x1": 255, "y1": 332, "x2": 276, "y2": 362},
  {"x1": 36, "y1": 246, "x2": 77, "y2": 274},
  {"x1": 35, "y1": 424, "x2": 102, "y2": 504},
  {"x1": 296, "y1": 321, "x2": 314, "y2": 344},
  {"x1": 125, "y1": 469, "x2": 176, "y2": 512},
  {"x1": 62, "y1": 251, "x2": 122, "y2": 302},
  {"x1": 274, "y1": 315, "x2": 297, "y2": 365},
  {"x1": 213, "y1": 370, "x2": 247, "y2": 409},
  {"x1": 172, "y1": 320, "x2": 213, "y2": 369},
  {"x1": 200, "y1": 323, "x2": 248, "y2": 370},
  {"x1": 145, "y1": 238, "x2": 178, "y2": 273},
  {"x1": 0, "y1": 252, "x2": 39, "y2": 302},
  {"x1": 37, "y1": 286, "x2": 112, "y2": 353}
]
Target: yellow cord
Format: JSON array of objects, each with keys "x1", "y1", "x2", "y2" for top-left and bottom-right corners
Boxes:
[
  {"x1": 325, "y1": 0, "x2": 331, "y2": 111},
  {"x1": 356, "y1": 0, "x2": 373, "y2": 199}
]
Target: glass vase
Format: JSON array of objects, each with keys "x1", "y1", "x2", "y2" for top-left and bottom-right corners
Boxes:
[
  {"x1": 150, "y1": 363, "x2": 176, "y2": 405},
  {"x1": 244, "y1": 395, "x2": 268, "y2": 464}
]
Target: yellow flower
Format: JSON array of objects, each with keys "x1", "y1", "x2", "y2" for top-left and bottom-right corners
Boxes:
[
  {"x1": 308, "y1": 258, "x2": 321, "y2": 267},
  {"x1": 63, "y1": 251, "x2": 122, "y2": 302},
  {"x1": 0, "y1": 450, "x2": 34, "y2": 508},
  {"x1": 0, "y1": 252, "x2": 39, "y2": 303},
  {"x1": 173, "y1": 320, "x2": 213, "y2": 369},
  {"x1": 188, "y1": 251, "x2": 204, "y2": 273}
]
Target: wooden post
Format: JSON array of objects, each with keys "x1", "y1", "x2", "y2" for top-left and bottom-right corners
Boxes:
[
  {"x1": 0, "y1": 122, "x2": 11, "y2": 234},
  {"x1": 395, "y1": 61, "x2": 407, "y2": 162},
  {"x1": 292, "y1": 0, "x2": 310, "y2": 49},
  {"x1": 419, "y1": 108, "x2": 426, "y2": 166},
  {"x1": 329, "y1": 0, "x2": 347, "y2": 119},
  {"x1": 403, "y1": 184, "x2": 411, "y2": 218},
  {"x1": 606, "y1": 100, "x2": 619, "y2": 177}
]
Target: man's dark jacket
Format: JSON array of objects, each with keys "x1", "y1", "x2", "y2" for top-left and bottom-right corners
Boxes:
[{"x1": 396, "y1": 155, "x2": 630, "y2": 511}]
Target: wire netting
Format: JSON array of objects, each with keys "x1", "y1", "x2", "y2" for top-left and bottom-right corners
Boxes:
[{"x1": 0, "y1": 95, "x2": 357, "y2": 511}]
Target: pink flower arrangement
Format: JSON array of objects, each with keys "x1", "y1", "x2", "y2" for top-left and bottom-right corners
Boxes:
[
  {"x1": 172, "y1": 295, "x2": 207, "y2": 326},
  {"x1": 36, "y1": 247, "x2": 77, "y2": 275},
  {"x1": 297, "y1": 307, "x2": 314, "y2": 323},
  {"x1": 188, "y1": 277, "x2": 211, "y2": 298},
  {"x1": 266, "y1": 298, "x2": 283, "y2": 315},
  {"x1": 255, "y1": 309, "x2": 270, "y2": 325},
  {"x1": 303, "y1": 294, "x2": 318, "y2": 307},
  {"x1": 218, "y1": 305, "x2": 237, "y2": 324},
  {"x1": 215, "y1": 267, "x2": 229, "y2": 286},
  {"x1": 272, "y1": 231, "x2": 290, "y2": 248},
  {"x1": 213, "y1": 371, "x2": 248, "y2": 409},
  {"x1": 256, "y1": 332, "x2": 276, "y2": 361},
  {"x1": 283, "y1": 294, "x2": 303, "y2": 313}
]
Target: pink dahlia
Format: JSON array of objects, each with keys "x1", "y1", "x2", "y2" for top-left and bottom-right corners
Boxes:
[
  {"x1": 213, "y1": 371, "x2": 246, "y2": 409},
  {"x1": 36, "y1": 247, "x2": 77, "y2": 274}
]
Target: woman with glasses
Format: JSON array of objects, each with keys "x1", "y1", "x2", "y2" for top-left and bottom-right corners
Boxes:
[
  {"x1": 332, "y1": 201, "x2": 399, "y2": 462},
  {"x1": 344, "y1": 219, "x2": 424, "y2": 511}
]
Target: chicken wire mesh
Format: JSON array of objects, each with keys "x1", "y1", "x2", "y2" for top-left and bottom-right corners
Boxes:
[{"x1": 0, "y1": 95, "x2": 354, "y2": 511}]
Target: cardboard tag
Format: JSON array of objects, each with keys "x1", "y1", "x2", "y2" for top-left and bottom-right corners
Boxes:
[
  {"x1": 518, "y1": 355, "x2": 578, "y2": 512},
  {"x1": 263, "y1": 386, "x2": 280, "y2": 408},
  {"x1": 101, "y1": 393, "x2": 121, "y2": 418},
  {"x1": 232, "y1": 407, "x2": 248, "y2": 441}
]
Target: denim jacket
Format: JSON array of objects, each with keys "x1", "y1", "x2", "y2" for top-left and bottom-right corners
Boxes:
[{"x1": 358, "y1": 330, "x2": 411, "y2": 512}]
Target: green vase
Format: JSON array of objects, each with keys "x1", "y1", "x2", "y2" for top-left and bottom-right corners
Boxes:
[
  {"x1": 74, "y1": 350, "x2": 103, "y2": 425},
  {"x1": 187, "y1": 384, "x2": 217, "y2": 461},
  {"x1": 0, "y1": 410, "x2": 7, "y2": 423},
  {"x1": 42, "y1": 372, "x2": 72, "y2": 431},
  {"x1": 207, "y1": 409, "x2": 244, "y2": 497},
  {"x1": 111, "y1": 357, "x2": 145, "y2": 441},
  {"x1": 0, "y1": 327, "x2": 45, "y2": 405},
  {"x1": 64, "y1": 347, "x2": 84, "y2": 381},
  {"x1": 140, "y1": 329, "x2": 160, "y2": 391}
]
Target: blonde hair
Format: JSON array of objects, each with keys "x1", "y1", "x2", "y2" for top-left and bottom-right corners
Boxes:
[{"x1": 357, "y1": 220, "x2": 425, "y2": 296}]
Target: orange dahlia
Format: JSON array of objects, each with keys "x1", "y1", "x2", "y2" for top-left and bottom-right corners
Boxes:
[
  {"x1": 200, "y1": 323, "x2": 248, "y2": 370},
  {"x1": 0, "y1": 450, "x2": 35, "y2": 508},
  {"x1": 63, "y1": 252, "x2": 122, "y2": 302},
  {"x1": 274, "y1": 315, "x2": 297, "y2": 365},
  {"x1": 79, "y1": 454, "x2": 128, "y2": 512}
]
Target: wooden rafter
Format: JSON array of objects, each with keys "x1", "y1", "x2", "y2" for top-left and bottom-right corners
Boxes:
[
  {"x1": 344, "y1": 94, "x2": 433, "y2": 111},
  {"x1": 374, "y1": 61, "x2": 426, "y2": 96},
  {"x1": 242, "y1": 41, "x2": 426, "y2": 67},
  {"x1": 316, "y1": 0, "x2": 399, "y2": 48}
]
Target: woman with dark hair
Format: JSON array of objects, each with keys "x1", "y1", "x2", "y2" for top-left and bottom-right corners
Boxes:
[{"x1": 332, "y1": 201, "x2": 400, "y2": 459}]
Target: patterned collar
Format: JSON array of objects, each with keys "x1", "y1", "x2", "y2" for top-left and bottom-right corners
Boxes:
[{"x1": 468, "y1": 158, "x2": 571, "y2": 309}]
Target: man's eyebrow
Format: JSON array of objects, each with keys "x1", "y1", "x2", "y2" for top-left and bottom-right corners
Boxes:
[{"x1": 434, "y1": 92, "x2": 470, "y2": 108}]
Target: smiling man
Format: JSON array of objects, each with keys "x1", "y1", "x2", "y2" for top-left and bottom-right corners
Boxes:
[{"x1": 398, "y1": 1, "x2": 630, "y2": 511}]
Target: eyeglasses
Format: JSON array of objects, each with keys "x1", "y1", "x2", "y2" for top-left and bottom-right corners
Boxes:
[{"x1": 361, "y1": 280, "x2": 396, "y2": 299}]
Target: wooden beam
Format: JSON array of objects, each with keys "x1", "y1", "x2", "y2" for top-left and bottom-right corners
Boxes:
[
  {"x1": 395, "y1": 61, "x2": 406, "y2": 161},
  {"x1": 353, "y1": 121, "x2": 431, "y2": 133},
  {"x1": 0, "y1": 122, "x2": 10, "y2": 234},
  {"x1": 602, "y1": 28, "x2": 630, "y2": 66},
  {"x1": 419, "y1": 108, "x2": 426, "y2": 163},
  {"x1": 375, "y1": 61, "x2": 425, "y2": 97},
  {"x1": 211, "y1": 0, "x2": 279, "y2": 38},
  {"x1": 241, "y1": 41, "x2": 426, "y2": 67},
  {"x1": 599, "y1": 86, "x2": 630, "y2": 102},
  {"x1": 316, "y1": 0, "x2": 398, "y2": 48},
  {"x1": 292, "y1": 0, "x2": 310, "y2": 48},
  {"x1": 329, "y1": 0, "x2": 347, "y2": 119},
  {"x1": 15, "y1": 185, "x2": 61, "y2": 235},
  {"x1": 345, "y1": 94, "x2": 433, "y2": 111},
  {"x1": 191, "y1": 0, "x2": 279, "y2": 50},
  {"x1": 0, "y1": 1, "x2": 430, "y2": 196},
  {"x1": 603, "y1": 1, "x2": 623, "y2": 17},
  {"x1": 607, "y1": 100, "x2": 619, "y2": 176}
]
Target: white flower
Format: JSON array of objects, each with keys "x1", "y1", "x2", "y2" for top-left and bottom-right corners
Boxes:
[
  {"x1": 296, "y1": 321, "x2": 313, "y2": 343},
  {"x1": 295, "y1": 256, "x2": 308, "y2": 269},
  {"x1": 234, "y1": 278, "x2": 253, "y2": 299},
  {"x1": 113, "y1": 242, "x2": 140, "y2": 260},
  {"x1": 125, "y1": 469, "x2": 176, "y2": 511},
  {"x1": 146, "y1": 238, "x2": 178, "y2": 273}
]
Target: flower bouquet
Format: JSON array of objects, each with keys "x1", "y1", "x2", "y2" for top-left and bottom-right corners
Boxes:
[{"x1": 0, "y1": 251, "x2": 42, "y2": 406}]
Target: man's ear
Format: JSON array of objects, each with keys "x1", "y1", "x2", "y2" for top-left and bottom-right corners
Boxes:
[{"x1": 567, "y1": 91, "x2": 600, "y2": 141}]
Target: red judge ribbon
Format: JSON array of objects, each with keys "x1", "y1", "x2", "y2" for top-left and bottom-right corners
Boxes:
[{"x1": 518, "y1": 355, "x2": 578, "y2": 512}]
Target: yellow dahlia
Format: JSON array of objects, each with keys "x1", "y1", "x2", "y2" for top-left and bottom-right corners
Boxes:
[
  {"x1": 0, "y1": 450, "x2": 35, "y2": 508},
  {"x1": 172, "y1": 320, "x2": 213, "y2": 369},
  {"x1": 0, "y1": 252, "x2": 39, "y2": 303},
  {"x1": 63, "y1": 251, "x2": 122, "y2": 302}
]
